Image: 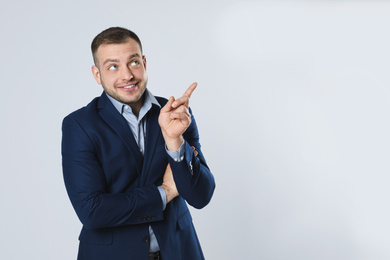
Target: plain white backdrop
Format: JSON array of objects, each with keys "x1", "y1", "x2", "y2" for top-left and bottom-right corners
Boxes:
[{"x1": 1, "y1": 0, "x2": 390, "y2": 259}]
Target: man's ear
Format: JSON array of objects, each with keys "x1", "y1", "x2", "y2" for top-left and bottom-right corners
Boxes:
[
  {"x1": 92, "y1": 65, "x2": 102, "y2": 85},
  {"x1": 142, "y1": 55, "x2": 147, "y2": 70}
]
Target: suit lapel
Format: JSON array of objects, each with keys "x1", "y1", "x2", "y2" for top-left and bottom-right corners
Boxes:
[
  {"x1": 141, "y1": 104, "x2": 162, "y2": 184},
  {"x1": 97, "y1": 93, "x2": 143, "y2": 175}
]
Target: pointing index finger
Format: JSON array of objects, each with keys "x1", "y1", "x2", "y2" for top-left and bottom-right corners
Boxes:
[{"x1": 183, "y1": 82, "x2": 198, "y2": 98}]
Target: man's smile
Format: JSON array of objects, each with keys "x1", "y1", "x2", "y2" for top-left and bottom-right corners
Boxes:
[{"x1": 119, "y1": 82, "x2": 139, "y2": 91}]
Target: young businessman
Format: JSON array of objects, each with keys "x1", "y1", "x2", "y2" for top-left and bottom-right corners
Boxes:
[{"x1": 61, "y1": 27, "x2": 215, "y2": 260}]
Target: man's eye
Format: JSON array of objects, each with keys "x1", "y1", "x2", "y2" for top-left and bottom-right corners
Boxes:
[
  {"x1": 108, "y1": 65, "x2": 118, "y2": 70},
  {"x1": 131, "y1": 61, "x2": 139, "y2": 66}
]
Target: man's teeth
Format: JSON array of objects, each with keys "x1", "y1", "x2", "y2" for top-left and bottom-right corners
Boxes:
[{"x1": 124, "y1": 85, "x2": 135, "y2": 89}]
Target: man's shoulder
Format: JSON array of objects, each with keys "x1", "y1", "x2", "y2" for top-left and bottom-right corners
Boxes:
[
  {"x1": 63, "y1": 94, "x2": 168, "y2": 121},
  {"x1": 63, "y1": 96, "x2": 101, "y2": 122}
]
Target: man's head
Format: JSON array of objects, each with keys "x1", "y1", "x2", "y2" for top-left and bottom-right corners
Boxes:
[
  {"x1": 91, "y1": 27, "x2": 148, "y2": 113},
  {"x1": 91, "y1": 27, "x2": 143, "y2": 66}
]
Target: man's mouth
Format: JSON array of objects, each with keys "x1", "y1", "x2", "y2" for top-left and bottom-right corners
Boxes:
[{"x1": 121, "y1": 83, "x2": 138, "y2": 90}]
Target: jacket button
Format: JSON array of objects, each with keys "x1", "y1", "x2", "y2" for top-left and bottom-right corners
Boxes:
[{"x1": 142, "y1": 236, "x2": 149, "y2": 243}]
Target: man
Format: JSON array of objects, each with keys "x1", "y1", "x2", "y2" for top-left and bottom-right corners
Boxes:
[{"x1": 61, "y1": 27, "x2": 215, "y2": 260}]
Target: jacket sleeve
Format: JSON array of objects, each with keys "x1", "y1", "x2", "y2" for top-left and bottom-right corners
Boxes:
[
  {"x1": 166, "y1": 109, "x2": 216, "y2": 209},
  {"x1": 61, "y1": 115, "x2": 164, "y2": 230}
]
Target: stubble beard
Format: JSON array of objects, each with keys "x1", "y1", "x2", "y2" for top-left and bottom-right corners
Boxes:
[{"x1": 103, "y1": 77, "x2": 148, "y2": 107}]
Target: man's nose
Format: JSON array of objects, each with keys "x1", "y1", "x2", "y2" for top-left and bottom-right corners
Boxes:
[{"x1": 122, "y1": 66, "x2": 133, "y2": 81}]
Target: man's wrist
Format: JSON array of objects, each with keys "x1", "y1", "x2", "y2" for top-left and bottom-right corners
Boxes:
[
  {"x1": 161, "y1": 184, "x2": 178, "y2": 203},
  {"x1": 164, "y1": 136, "x2": 184, "y2": 152}
]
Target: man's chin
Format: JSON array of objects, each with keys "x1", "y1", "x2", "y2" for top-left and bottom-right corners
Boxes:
[{"x1": 122, "y1": 92, "x2": 145, "y2": 105}]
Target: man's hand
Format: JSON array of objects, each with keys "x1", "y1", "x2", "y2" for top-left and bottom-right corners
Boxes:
[
  {"x1": 158, "y1": 82, "x2": 197, "y2": 151},
  {"x1": 161, "y1": 164, "x2": 179, "y2": 203}
]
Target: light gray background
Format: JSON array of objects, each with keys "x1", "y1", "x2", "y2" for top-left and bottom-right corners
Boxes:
[{"x1": 1, "y1": 0, "x2": 390, "y2": 259}]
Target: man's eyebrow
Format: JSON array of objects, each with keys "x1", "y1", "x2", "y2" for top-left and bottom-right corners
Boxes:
[
  {"x1": 102, "y1": 59, "x2": 119, "y2": 66},
  {"x1": 128, "y1": 53, "x2": 141, "y2": 60},
  {"x1": 102, "y1": 54, "x2": 141, "y2": 66}
]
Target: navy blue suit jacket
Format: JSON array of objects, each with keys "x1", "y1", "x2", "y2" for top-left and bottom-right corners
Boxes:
[{"x1": 61, "y1": 92, "x2": 215, "y2": 260}]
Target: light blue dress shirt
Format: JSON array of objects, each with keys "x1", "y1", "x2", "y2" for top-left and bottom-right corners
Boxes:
[{"x1": 106, "y1": 90, "x2": 184, "y2": 252}]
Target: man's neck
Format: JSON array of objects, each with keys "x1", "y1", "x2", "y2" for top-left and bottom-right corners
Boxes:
[{"x1": 127, "y1": 94, "x2": 145, "y2": 118}]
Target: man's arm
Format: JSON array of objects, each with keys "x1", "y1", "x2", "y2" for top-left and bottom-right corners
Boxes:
[
  {"x1": 61, "y1": 115, "x2": 164, "y2": 230},
  {"x1": 160, "y1": 164, "x2": 178, "y2": 203},
  {"x1": 159, "y1": 83, "x2": 216, "y2": 209}
]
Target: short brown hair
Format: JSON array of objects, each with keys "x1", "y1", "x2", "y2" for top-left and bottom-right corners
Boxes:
[{"x1": 91, "y1": 27, "x2": 143, "y2": 66}]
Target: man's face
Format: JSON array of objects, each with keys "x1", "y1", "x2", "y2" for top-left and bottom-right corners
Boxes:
[{"x1": 92, "y1": 38, "x2": 148, "y2": 109}]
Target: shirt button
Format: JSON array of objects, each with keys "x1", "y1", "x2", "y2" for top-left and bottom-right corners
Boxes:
[{"x1": 142, "y1": 236, "x2": 149, "y2": 243}]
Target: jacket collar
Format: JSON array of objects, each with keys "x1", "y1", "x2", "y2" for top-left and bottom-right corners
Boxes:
[{"x1": 97, "y1": 92, "x2": 144, "y2": 175}]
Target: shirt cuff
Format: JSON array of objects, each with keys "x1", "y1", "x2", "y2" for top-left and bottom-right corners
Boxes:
[
  {"x1": 157, "y1": 186, "x2": 167, "y2": 210},
  {"x1": 165, "y1": 140, "x2": 185, "y2": 162}
]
